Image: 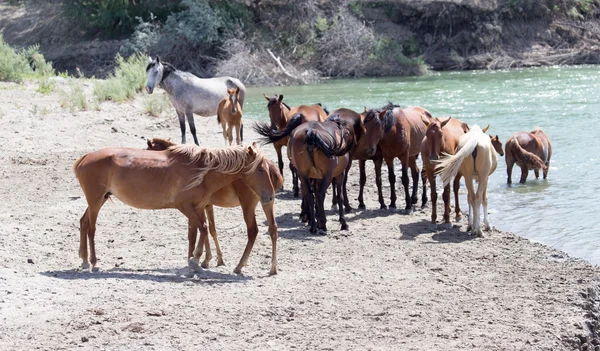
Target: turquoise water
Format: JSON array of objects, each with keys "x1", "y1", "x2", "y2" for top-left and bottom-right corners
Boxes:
[{"x1": 242, "y1": 65, "x2": 600, "y2": 265}]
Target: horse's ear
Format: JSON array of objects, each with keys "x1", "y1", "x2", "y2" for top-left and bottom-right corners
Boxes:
[
  {"x1": 247, "y1": 145, "x2": 255, "y2": 156},
  {"x1": 440, "y1": 117, "x2": 451, "y2": 128},
  {"x1": 147, "y1": 56, "x2": 153, "y2": 64},
  {"x1": 364, "y1": 106, "x2": 368, "y2": 113},
  {"x1": 421, "y1": 115, "x2": 430, "y2": 126},
  {"x1": 156, "y1": 56, "x2": 160, "y2": 63},
  {"x1": 263, "y1": 94, "x2": 270, "y2": 101},
  {"x1": 482, "y1": 124, "x2": 490, "y2": 133},
  {"x1": 377, "y1": 109, "x2": 387, "y2": 119},
  {"x1": 147, "y1": 140, "x2": 152, "y2": 149},
  {"x1": 252, "y1": 141, "x2": 258, "y2": 148},
  {"x1": 236, "y1": 87, "x2": 240, "y2": 94},
  {"x1": 278, "y1": 94, "x2": 284, "y2": 103},
  {"x1": 495, "y1": 134, "x2": 499, "y2": 140}
]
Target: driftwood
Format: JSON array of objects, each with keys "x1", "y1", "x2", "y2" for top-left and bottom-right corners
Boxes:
[{"x1": 267, "y1": 48, "x2": 308, "y2": 84}]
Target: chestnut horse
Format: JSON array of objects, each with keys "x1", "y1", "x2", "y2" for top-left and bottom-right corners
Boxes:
[
  {"x1": 374, "y1": 103, "x2": 432, "y2": 212},
  {"x1": 505, "y1": 128, "x2": 551, "y2": 184},
  {"x1": 420, "y1": 117, "x2": 470, "y2": 223},
  {"x1": 217, "y1": 87, "x2": 243, "y2": 146},
  {"x1": 263, "y1": 94, "x2": 328, "y2": 195},
  {"x1": 74, "y1": 142, "x2": 279, "y2": 275},
  {"x1": 435, "y1": 125, "x2": 498, "y2": 237},
  {"x1": 256, "y1": 114, "x2": 355, "y2": 233},
  {"x1": 146, "y1": 138, "x2": 283, "y2": 271}
]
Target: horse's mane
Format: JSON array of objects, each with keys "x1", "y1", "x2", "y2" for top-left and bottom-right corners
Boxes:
[
  {"x1": 167, "y1": 144, "x2": 266, "y2": 190},
  {"x1": 364, "y1": 108, "x2": 395, "y2": 134},
  {"x1": 381, "y1": 101, "x2": 401, "y2": 111}
]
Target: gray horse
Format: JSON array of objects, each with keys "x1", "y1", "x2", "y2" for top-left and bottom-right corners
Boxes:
[{"x1": 145, "y1": 56, "x2": 246, "y2": 145}]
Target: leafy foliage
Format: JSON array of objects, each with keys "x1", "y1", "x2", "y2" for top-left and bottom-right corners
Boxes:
[{"x1": 94, "y1": 54, "x2": 147, "y2": 103}]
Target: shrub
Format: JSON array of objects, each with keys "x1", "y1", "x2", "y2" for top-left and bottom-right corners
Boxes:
[
  {"x1": 0, "y1": 34, "x2": 31, "y2": 83},
  {"x1": 94, "y1": 53, "x2": 147, "y2": 103},
  {"x1": 21, "y1": 45, "x2": 54, "y2": 77},
  {"x1": 36, "y1": 77, "x2": 56, "y2": 94},
  {"x1": 143, "y1": 93, "x2": 171, "y2": 117},
  {"x1": 59, "y1": 81, "x2": 88, "y2": 112}
]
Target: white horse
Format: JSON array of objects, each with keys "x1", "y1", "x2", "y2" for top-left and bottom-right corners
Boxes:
[
  {"x1": 435, "y1": 125, "x2": 497, "y2": 237},
  {"x1": 145, "y1": 56, "x2": 246, "y2": 145}
]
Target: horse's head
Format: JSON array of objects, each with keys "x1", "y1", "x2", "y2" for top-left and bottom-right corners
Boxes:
[
  {"x1": 423, "y1": 117, "x2": 452, "y2": 161},
  {"x1": 242, "y1": 143, "x2": 277, "y2": 205},
  {"x1": 145, "y1": 56, "x2": 166, "y2": 94},
  {"x1": 361, "y1": 107, "x2": 394, "y2": 157},
  {"x1": 264, "y1": 94, "x2": 287, "y2": 130},
  {"x1": 146, "y1": 137, "x2": 175, "y2": 151},
  {"x1": 227, "y1": 87, "x2": 241, "y2": 114},
  {"x1": 489, "y1": 134, "x2": 504, "y2": 156}
]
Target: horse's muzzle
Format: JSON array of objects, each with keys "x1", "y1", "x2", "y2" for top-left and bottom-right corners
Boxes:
[
  {"x1": 429, "y1": 154, "x2": 439, "y2": 161},
  {"x1": 145, "y1": 86, "x2": 154, "y2": 94},
  {"x1": 367, "y1": 147, "x2": 377, "y2": 157},
  {"x1": 260, "y1": 192, "x2": 275, "y2": 205}
]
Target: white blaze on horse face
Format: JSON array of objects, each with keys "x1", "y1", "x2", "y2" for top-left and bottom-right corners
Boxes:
[{"x1": 145, "y1": 62, "x2": 163, "y2": 94}]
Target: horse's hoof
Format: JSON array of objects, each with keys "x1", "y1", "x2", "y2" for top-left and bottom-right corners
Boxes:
[
  {"x1": 91, "y1": 266, "x2": 100, "y2": 273},
  {"x1": 188, "y1": 258, "x2": 202, "y2": 273},
  {"x1": 403, "y1": 208, "x2": 414, "y2": 215},
  {"x1": 293, "y1": 192, "x2": 299, "y2": 198},
  {"x1": 380, "y1": 204, "x2": 387, "y2": 210},
  {"x1": 269, "y1": 268, "x2": 278, "y2": 276},
  {"x1": 331, "y1": 204, "x2": 339, "y2": 211},
  {"x1": 201, "y1": 261, "x2": 210, "y2": 269},
  {"x1": 340, "y1": 223, "x2": 349, "y2": 231},
  {"x1": 217, "y1": 259, "x2": 225, "y2": 266},
  {"x1": 81, "y1": 262, "x2": 90, "y2": 270},
  {"x1": 317, "y1": 228, "x2": 327, "y2": 236},
  {"x1": 309, "y1": 227, "x2": 317, "y2": 234},
  {"x1": 358, "y1": 204, "x2": 366, "y2": 210},
  {"x1": 233, "y1": 266, "x2": 243, "y2": 274},
  {"x1": 389, "y1": 204, "x2": 396, "y2": 209}
]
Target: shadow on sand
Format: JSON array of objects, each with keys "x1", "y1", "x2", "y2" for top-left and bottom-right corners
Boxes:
[
  {"x1": 40, "y1": 266, "x2": 254, "y2": 284},
  {"x1": 398, "y1": 219, "x2": 477, "y2": 244}
]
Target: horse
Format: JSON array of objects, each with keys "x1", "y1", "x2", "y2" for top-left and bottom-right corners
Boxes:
[
  {"x1": 373, "y1": 103, "x2": 432, "y2": 212},
  {"x1": 259, "y1": 95, "x2": 328, "y2": 196},
  {"x1": 74, "y1": 141, "x2": 279, "y2": 275},
  {"x1": 217, "y1": 87, "x2": 244, "y2": 146},
  {"x1": 435, "y1": 125, "x2": 498, "y2": 237},
  {"x1": 505, "y1": 128, "x2": 551, "y2": 184},
  {"x1": 330, "y1": 107, "x2": 392, "y2": 212},
  {"x1": 145, "y1": 56, "x2": 246, "y2": 145},
  {"x1": 146, "y1": 138, "x2": 283, "y2": 271},
  {"x1": 420, "y1": 116, "x2": 471, "y2": 224},
  {"x1": 489, "y1": 134, "x2": 504, "y2": 157},
  {"x1": 256, "y1": 114, "x2": 355, "y2": 233}
]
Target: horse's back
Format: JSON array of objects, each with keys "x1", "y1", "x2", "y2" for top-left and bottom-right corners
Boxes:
[{"x1": 402, "y1": 107, "x2": 431, "y2": 155}]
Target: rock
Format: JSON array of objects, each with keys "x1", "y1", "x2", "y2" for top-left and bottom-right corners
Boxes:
[
  {"x1": 27, "y1": 258, "x2": 34, "y2": 264},
  {"x1": 81, "y1": 336, "x2": 89, "y2": 342}
]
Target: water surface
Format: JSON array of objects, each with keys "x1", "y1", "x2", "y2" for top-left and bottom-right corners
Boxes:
[{"x1": 241, "y1": 66, "x2": 600, "y2": 265}]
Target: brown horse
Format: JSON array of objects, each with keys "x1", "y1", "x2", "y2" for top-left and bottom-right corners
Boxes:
[
  {"x1": 421, "y1": 116, "x2": 471, "y2": 223},
  {"x1": 374, "y1": 103, "x2": 432, "y2": 212},
  {"x1": 490, "y1": 134, "x2": 504, "y2": 157},
  {"x1": 262, "y1": 94, "x2": 328, "y2": 195},
  {"x1": 74, "y1": 142, "x2": 279, "y2": 275},
  {"x1": 256, "y1": 114, "x2": 355, "y2": 233},
  {"x1": 146, "y1": 138, "x2": 283, "y2": 271},
  {"x1": 505, "y1": 128, "x2": 551, "y2": 184},
  {"x1": 217, "y1": 87, "x2": 243, "y2": 146}
]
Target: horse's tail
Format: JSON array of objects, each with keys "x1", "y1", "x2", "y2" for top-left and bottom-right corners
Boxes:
[
  {"x1": 435, "y1": 136, "x2": 479, "y2": 186},
  {"x1": 217, "y1": 110, "x2": 221, "y2": 124},
  {"x1": 305, "y1": 122, "x2": 353, "y2": 158},
  {"x1": 253, "y1": 112, "x2": 304, "y2": 145},
  {"x1": 241, "y1": 123, "x2": 244, "y2": 142},
  {"x1": 509, "y1": 138, "x2": 547, "y2": 171}
]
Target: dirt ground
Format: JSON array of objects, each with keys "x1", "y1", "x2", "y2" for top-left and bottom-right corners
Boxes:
[{"x1": 1, "y1": 81, "x2": 600, "y2": 350}]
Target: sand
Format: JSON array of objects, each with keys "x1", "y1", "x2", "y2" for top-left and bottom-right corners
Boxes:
[{"x1": 0, "y1": 80, "x2": 599, "y2": 350}]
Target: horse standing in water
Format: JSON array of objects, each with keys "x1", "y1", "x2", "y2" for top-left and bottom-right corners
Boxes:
[
  {"x1": 217, "y1": 87, "x2": 244, "y2": 146},
  {"x1": 146, "y1": 138, "x2": 282, "y2": 271},
  {"x1": 145, "y1": 56, "x2": 246, "y2": 145},
  {"x1": 74, "y1": 142, "x2": 279, "y2": 275},
  {"x1": 421, "y1": 116, "x2": 471, "y2": 223},
  {"x1": 505, "y1": 128, "x2": 552, "y2": 184},
  {"x1": 435, "y1": 125, "x2": 498, "y2": 237},
  {"x1": 259, "y1": 95, "x2": 328, "y2": 196}
]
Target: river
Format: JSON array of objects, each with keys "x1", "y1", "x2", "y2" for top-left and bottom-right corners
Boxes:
[{"x1": 240, "y1": 65, "x2": 600, "y2": 266}]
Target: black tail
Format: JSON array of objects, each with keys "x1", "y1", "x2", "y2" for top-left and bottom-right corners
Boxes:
[
  {"x1": 253, "y1": 112, "x2": 304, "y2": 145},
  {"x1": 217, "y1": 111, "x2": 221, "y2": 124},
  {"x1": 241, "y1": 123, "x2": 244, "y2": 141},
  {"x1": 305, "y1": 122, "x2": 354, "y2": 158}
]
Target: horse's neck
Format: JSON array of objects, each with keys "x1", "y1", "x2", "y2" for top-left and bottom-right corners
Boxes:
[
  {"x1": 279, "y1": 105, "x2": 290, "y2": 128},
  {"x1": 159, "y1": 71, "x2": 184, "y2": 96}
]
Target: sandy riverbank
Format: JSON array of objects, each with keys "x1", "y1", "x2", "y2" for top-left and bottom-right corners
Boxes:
[{"x1": 0, "y1": 81, "x2": 599, "y2": 350}]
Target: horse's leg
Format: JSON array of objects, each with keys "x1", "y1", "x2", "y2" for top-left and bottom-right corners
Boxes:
[
  {"x1": 227, "y1": 124, "x2": 234, "y2": 146},
  {"x1": 234, "y1": 201, "x2": 259, "y2": 274},
  {"x1": 543, "y1": 160, "x2": 550, "y2": 179},
  {"x1": 316, "y1": 176, "x2": 332, "y2": 233},
  {"x1": 442, "y1": 184, "x2": 451, "y2": 224},
  {"x1": 374, "y1": 157, "x2": 386, "y2": 209},
  {"x1": 357, "y1": 159, "x2": 367, "y2": 209},
  {"x1": 221, "y1": 121, "x2": 228, "y2": 146},
  {"x1": 470, "y1": 176, "x2": 482, "y2": 237},
  {"x1": 409, "y1": 156, "x2": 419, "y2": 206},
  {"x1": 342, "y1": 161, "x2": 353, "y2": 213},
  {"x1": 177, "y1": 110, "x2": 186, "y2": 144},
  {"x1": 482, "y1": 185, "x2": 491, "y2": 232},
  {"x1": 506, "y1": 158, "x2": 514, "y2": 184},
  {"x1": 235, "y1": 122, "x2": 241, "y2": 145},
  {"x1": 290, "y1": 163, "x2": 300, "y2": 197},
  {"x1": 331, "y1": 178, "x2": 338, "y2": 210},
  {"x1": 262, "y1": 202, "x2": 279, "y2": 275},
  {"x1": 421, "y1": 167, "x2": 428, "y2": 208},
  {"x1": 179, "y1": 204, "x2": 208, "y2": 272},
  {"x1": 453, "y1": 174, "x2": 463, "y2": 220},
  {"x1": 187, "y1": 222, "x2": 197, "y2": 260},
  {"x1": 185, "y1": 110, "x2": 199, "y2": 146},
  {"x1": 385, "y1": 157, "x2": 397, "y2": 208},
  {"x1": 205, "y1": 205, "x2": 224, "y2": 266},
  {"x1": 335, "y1": 173, "x2": 349, "y2": 230},
  {"x1": 79, "y1": 208, "x2": 91, "y2": 269},
  {"x1": 276, "y1": 145, "x2": 284, "y2": 183},
  {"x1": 464, "y1": 177, "x2": 476, "y2": 234},
  {"x1": 399, "y1": 155, "x2": 412, "y2": 212},
  {"x1": 85, "y1": 198, "x2": 109, "y2": 271},
  {"x1": 534, "y1": 168, "x2": 540, "y2": 179},
  {"x1": 426, "y1": 167, "x2": 437, "y2": 223},
  {"x1": 519, "y1": 165, "x2": 528, "y2": 183},
  {"x1": 301, "y1": 176, "x2": 317, "y2": 233}
]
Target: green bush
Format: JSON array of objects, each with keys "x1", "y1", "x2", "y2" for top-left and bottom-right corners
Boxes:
[
  {"x1": 36, "y1": 77, "x2": 56, "y2": 94},
  {"x1": 59, "y1": 81, "x2": 88, "y2": 112},
  {"x1": 0, "y1": 35, "x2": 31, "y2": 83},
  {"x1": 94, "y1": 53, "x2": 147, "y2": 103},
  {"x1": 143, "y1": 94, "x2": 171, "y2": 117}
]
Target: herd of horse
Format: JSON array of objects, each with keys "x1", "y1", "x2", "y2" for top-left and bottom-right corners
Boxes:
[{"x1": 73, "y1": 57, "x2": 553, "y2": 275}]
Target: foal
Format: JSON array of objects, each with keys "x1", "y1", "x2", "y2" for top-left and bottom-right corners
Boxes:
[{"x1": 217, "y1": 87, "x2": 244, "y2": 146}]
